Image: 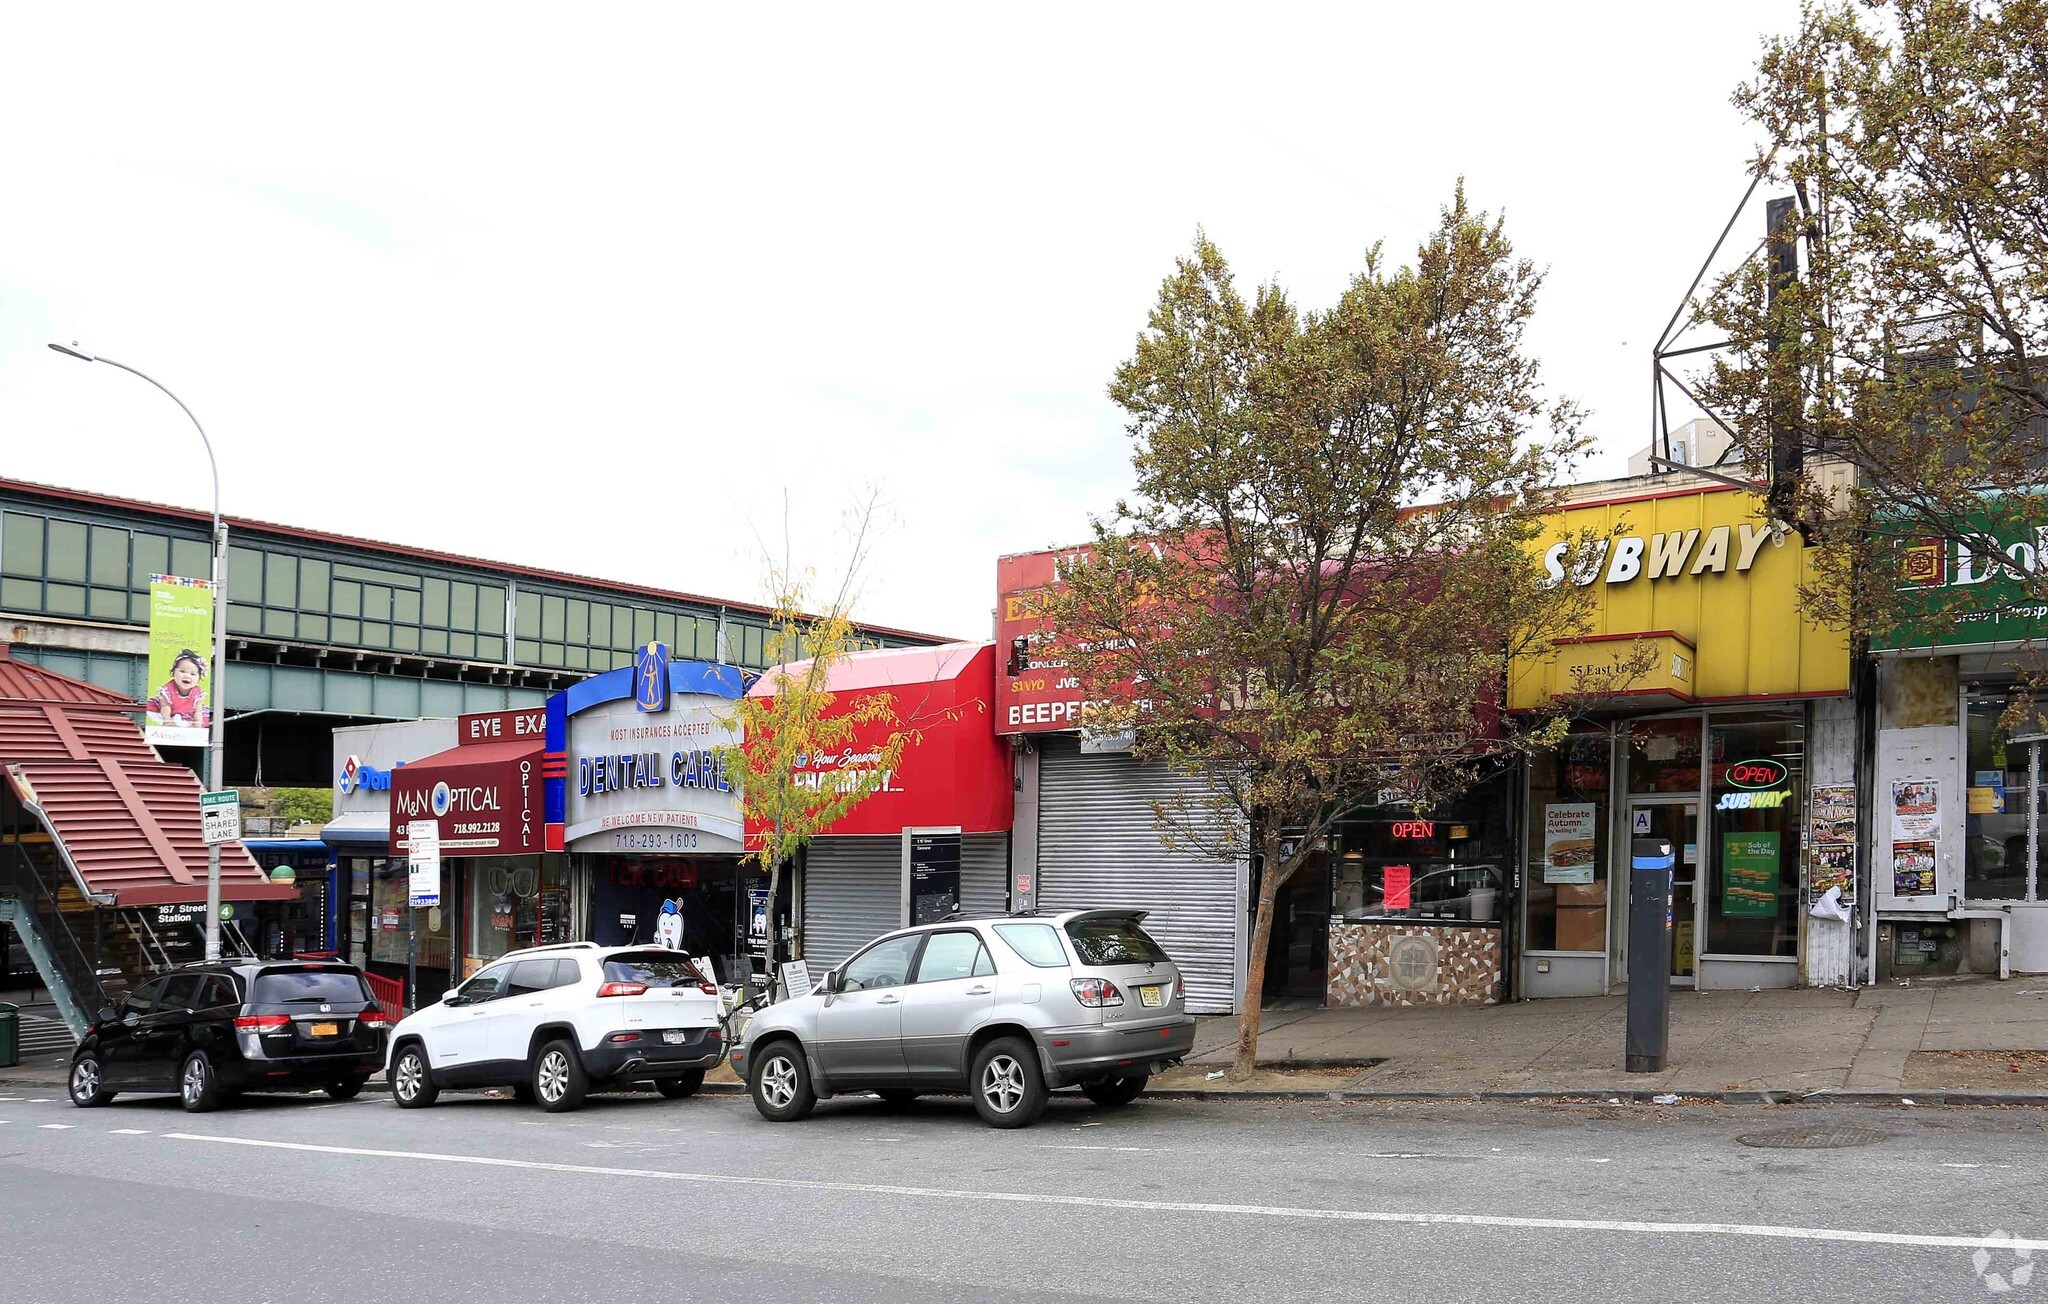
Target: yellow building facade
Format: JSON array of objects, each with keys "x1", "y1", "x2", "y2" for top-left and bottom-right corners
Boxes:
[{"x1": 1510, "y1": 483, "x2": 1850, "y2": 709}]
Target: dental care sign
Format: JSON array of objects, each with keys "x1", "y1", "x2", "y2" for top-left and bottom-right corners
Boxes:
[{"x1": 564, "y1": 693, "x2": 745, "y2": 853}]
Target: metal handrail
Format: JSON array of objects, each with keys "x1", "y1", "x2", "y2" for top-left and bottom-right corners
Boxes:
[{"x1": 2, "y1": 840, "x2": 104, "y2": 1013}]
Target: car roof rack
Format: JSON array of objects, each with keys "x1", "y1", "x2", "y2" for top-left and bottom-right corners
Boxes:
[{"x1": 501, "y1": 941, "x2": 602, "y2": 957}]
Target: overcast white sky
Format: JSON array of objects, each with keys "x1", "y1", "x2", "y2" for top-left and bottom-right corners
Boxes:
[{"x1": 0, "y1": 2, "x2": 1798, "y2": 641}]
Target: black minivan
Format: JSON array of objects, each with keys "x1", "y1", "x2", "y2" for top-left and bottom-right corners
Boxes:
[{"x1": 67, "y1": 961, "x2": 390, "y2": 1112}]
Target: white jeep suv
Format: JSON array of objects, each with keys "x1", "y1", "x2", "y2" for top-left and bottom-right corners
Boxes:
[{"x1": 385, "y1": 942, "x2": 724, "y2": 1112}]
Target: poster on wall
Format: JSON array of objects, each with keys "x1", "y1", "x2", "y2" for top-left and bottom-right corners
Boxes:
[
  {"x1": 1893, "y1": 840, "x2": 1938, "y2": 896},
  {"x1": 1809, "y1": 784, "x2": 1856, "y2": 845},
  {"x1": 144, "y1": 575, "x2": 214, "y2": 747},
  {"x1": 1891, "y1": 778, "x2": 1942, "y2": 842},
  {"x1": 1721, "y1": 831, "x2": 1781, "y2": 917},
  {"x1": 1808, "y1": 842, "x2": 1855, "y2": 904},
  {"x1": 1542, "y1": 803, "x2": 1598, "y2": 884},
  {"x1": 1383, "y1": 865, "x2": 1413, "y2": 911}
]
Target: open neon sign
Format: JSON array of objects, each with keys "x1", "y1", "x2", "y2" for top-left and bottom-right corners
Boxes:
[{"x1": 1389, "y1": 820, "x2": 1436, "y2": 840}]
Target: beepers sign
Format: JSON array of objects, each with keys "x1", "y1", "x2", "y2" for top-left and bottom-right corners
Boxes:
[{"x1": 996, "y1": 547, "x2": 1085, "y2": 735}]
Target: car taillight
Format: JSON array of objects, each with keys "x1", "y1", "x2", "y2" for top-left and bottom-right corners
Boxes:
[
  {"x1": 357, "y1": 1009, "x2": 390, "y2": 1028},
  {"x1": 697, "y1": 982, "x2": 718, "y2": 996},
  {"x1": 596, "y1": 981, "x2": 648, "y2": 998},
  {"x1": 234, "y1": 1014, "x2": 290, "y2": 1032},
  {"x1": 1070, "y1": 978, "x2": 1123, "y2": 1008}
]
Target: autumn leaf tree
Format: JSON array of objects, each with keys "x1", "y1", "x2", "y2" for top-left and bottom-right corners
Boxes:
[
  {"x1": 1045, "y1": 190, "x2": 1614, "y2": 1074},
  {"x1": 719, "y1": 513, "x2": 909, "y2": 1002},
  {"x1": 1696, "y1": 0, "x2": 2048, "y2": 644}
]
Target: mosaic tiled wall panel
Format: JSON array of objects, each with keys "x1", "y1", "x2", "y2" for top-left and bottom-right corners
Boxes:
[{"x1": 1326, "y1": 922, "x2": 1502, "y2": 1007}]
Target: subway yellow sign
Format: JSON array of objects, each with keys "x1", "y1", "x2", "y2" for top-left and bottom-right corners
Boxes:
[{"x1": 1509, "y1": 486, "x2": 1850, "y2": 708}]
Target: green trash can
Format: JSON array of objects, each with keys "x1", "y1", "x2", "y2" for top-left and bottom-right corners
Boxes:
[{"x1": 0, "y1": 1003, "x2": 18, "y2": 1070}]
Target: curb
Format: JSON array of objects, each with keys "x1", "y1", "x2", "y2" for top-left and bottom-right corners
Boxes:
[
  {"x1": 1138, "y1": 1087, "x2": 2048, "y2": 1106},
  {"x1": 8, "y1": 1074, "x2": 2045, "y2": 1108}
]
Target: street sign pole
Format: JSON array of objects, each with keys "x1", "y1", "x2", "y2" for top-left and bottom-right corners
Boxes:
[
  {"x1": 406, "y1": 891, "x2": 416, "y2": 1015},
  {"x1": 405, "y1": 819, "x2": 441, "y2": 1012},
  {"x1": 1626, "y1": 835, "x2": 1676, "y2": 1073}
]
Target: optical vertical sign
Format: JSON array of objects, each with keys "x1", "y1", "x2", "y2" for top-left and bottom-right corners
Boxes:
[{"x1": 407, "y1": 819, "x2": 442, "y2": 907}]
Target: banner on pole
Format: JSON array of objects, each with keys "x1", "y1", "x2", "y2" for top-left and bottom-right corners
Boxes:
[{"x1": 144, "y1": 574, "x2": 215, "y2": 748}]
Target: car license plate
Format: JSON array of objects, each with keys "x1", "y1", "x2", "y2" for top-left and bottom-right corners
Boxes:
[
  {"x1": 662, "y1": 1030, "x2": 688, "y2": 1045},
  {"x1": 309, "y1": 1022, "x2": 339, "y2": 1037},
  {"x1": 1139, "y1": 986, "x2": 1163, "y2": 1008}
]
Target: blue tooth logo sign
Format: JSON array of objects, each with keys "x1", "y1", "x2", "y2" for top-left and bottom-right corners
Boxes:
[{"x1": 635, "y1": 641, "x2": 671, "y2": 713}]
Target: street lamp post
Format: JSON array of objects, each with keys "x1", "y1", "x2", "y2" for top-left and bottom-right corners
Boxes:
[{"x1": 48, "y1": 342, "x2": 231, "y2": 962}]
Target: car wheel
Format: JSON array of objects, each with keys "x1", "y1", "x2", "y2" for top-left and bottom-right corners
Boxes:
[
  {"x1": 324, "y1": 1077, "x2": 368, "y2": 1102},
  {"x1": 972, "y1": 1036, "x2": 1049, "y2": 1129},
  {"x1": 656, "y1": 1070, "x2": 706, "y2": 1099},
  {"x1": 533, "y1": 1039, "x2": 589, "y2": 1112},
  {"x1": 874, "y1": 1088, "x2": 918, "y2": 1108},
  {"x1": 391, "y1": 1045, "x2": 439, "y2": 1109},
  {"x1": 179, "y1": 1051, "x2": 224, "y2": 1114},
  {"x1": 68, "y1": 1053, "x2": 116, "y2": 1108},
  {"x1": 748, "y1": 1041, "x2": 816, "y2": 1122},
  {"x1": 1081, "y1": 1075, "x2": 1148, "y2": 1107}
]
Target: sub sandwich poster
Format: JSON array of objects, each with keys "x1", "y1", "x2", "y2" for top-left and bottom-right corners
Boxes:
[{"x1": 1543, "y1": 803, "x2": 1597, "y2": 884}]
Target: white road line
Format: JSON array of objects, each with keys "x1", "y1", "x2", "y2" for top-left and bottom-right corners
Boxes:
[
  {"x1": 38, "y1": 1123, "x2": 73, "y2": 1130},
  {"x1": 160, "y1": 1132, "x2": 2048, "y2": 1253},
  {"x1": 1035, "y1": 1144, "x2": 1163, "y2": 1153},
  {"x1": 27, "y1": 1098, "x2": 52, "y2": 1103},
  {"x1": 109, "y1": 1129, "x2": 152, "y2": 1136}
]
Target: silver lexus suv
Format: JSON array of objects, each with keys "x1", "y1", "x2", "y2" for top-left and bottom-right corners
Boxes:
[{"x1": 732, "y1": 909, "x2": 1196, "y2": 1129}]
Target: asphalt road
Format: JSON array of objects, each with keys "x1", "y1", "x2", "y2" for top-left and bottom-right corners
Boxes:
[{"x1": 3, "y1": 1084, "x2": 2046, "y2": 1302}]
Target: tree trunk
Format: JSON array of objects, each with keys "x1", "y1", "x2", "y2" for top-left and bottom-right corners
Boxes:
[{"x1": 1234, "y1": 826, "x2": 1288, "y2": 1076}]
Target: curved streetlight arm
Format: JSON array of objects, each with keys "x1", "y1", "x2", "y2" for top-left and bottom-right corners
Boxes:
[
  {"x1": 47, "y1": 341, "x2": 230, "y2": 961},
  {"x1": 53, "y1": 350, "x2": 220, "y2": 534}
]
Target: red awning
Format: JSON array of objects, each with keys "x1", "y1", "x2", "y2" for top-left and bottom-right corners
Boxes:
[
  {"x1": 0, "y1": 655, "x2": 292, "y2": 908},
  {"x1": 387, "y1": 737, "x2": 545, "y2": 855},
  {"x1": 743, "y1": 642, "x2": 1012, "y2": 838},
  {"x1": 6, "y1": 760, "x2": 293, "y2": 907}
]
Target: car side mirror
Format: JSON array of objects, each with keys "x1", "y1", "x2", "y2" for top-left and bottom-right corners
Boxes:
[
  {"x1": 440, "y1": 990, "x2": 460, "y2": 1005},
  {"x1": 819, "y1": 970, "x2": 840, "y2": 995},
  {"x1": 97, "y1": 1006, "x2": 115, "y2": 1023}
]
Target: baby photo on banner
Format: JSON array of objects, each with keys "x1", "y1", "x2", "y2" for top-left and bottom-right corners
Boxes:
[{"x1": 144, "y1": 573, "x2": 214, "y2": 747}]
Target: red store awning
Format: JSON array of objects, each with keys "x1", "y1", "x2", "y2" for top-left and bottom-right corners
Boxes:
[
  {"x1": 743, "y1": 641, "x2": 1012, "y2": 840},
  {"x1": 387, "y1": 737, "x2": 545, "y2": 856}
]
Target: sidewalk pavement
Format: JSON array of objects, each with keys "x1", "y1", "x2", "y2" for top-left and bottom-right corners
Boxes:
[
  {"x1": 8, "y1": 978, "x2": 2048, "y2": 1102},
  {"x1": 1161, "y1": 978, "x2": 2048, "y2": 1098}
]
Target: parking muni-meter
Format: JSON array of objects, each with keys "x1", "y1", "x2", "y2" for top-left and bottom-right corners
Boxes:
[{"x1": 1626, "y1": 836, "x2": 1675, "y2": 1073}]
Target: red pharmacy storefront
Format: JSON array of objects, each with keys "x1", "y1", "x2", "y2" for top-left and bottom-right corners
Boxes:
[{"x1": 747, "y1": 642, "x2": 1012, "y2": 980}]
